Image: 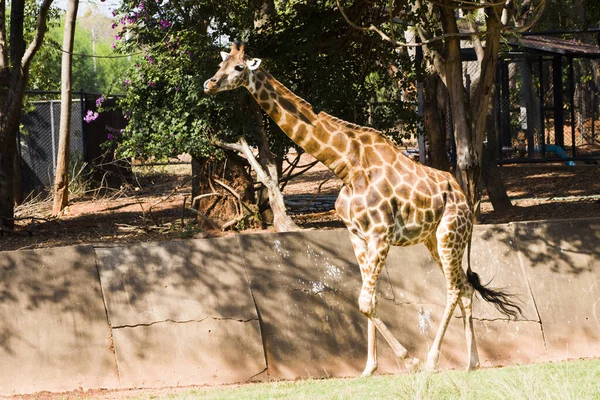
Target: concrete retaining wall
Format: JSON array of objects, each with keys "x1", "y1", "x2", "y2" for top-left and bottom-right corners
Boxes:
[{"x1": 0, "y1": 218, "x2": 598, "y2": 395}]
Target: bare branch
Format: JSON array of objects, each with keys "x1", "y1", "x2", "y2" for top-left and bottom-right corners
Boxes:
[
  {"x1": 22, "y1": 0, "x2": 53, "y2": 72},
  {"x1": 336, "y1": 0, "x2": 486, "y2": 48},
  {"x1": 214, "y1": 178, "x2": 244, "y2": 217},
  {"x1": 427, "y1": 0, "x2": 507, "y2": 10},
  {"x1": 192, "y1": 192, "x2": 221, "y2": 208},
  {"x1": 185, "y1": 207, "x2": 220, "y2": 230}
]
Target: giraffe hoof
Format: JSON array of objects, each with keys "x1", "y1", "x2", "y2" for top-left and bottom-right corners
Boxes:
[
  {"x1": 361, "y1": 362, "x2": 378, "y2": 377},
  {"x1": 425, "y1": 351, "x2": 439, "y2": 372},
  {"x1": 466, "y1": 361, "x2": 480, "y2": 372},
  {"x1": 404, "y1": 357, "x2": 421, "y2": 373}
]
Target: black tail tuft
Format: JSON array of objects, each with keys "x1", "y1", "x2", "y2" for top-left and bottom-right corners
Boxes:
[{"x1": 466, "y1": 269, "x2": 523, "y2": 320}]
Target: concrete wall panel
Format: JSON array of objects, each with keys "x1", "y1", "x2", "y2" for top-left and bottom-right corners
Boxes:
[
  {"x1": 238, "y1": 230, "x2": 369, "y2": 379},
  {"x1": 514, "y1": 219, "x2": 600, "y2": 360},
  {"x1": 113, "y1": 318, "x2": 265, "y2": 388},
  {"x1": 0, "y1": 246, "x2": 119, "y2": 396},
  {"x1": 96, "y1": 238, "x2": 266, "y2": 387},
  {"x1": 0, "y1": 218, "x2": 598, "y2": 396}
]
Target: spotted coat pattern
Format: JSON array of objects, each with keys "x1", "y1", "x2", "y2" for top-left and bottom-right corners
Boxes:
[{"x1": 204, "y1": 43, "x2": 481, "y2": 374}]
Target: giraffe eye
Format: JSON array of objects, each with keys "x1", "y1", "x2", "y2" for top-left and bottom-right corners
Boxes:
[{"x1": 234, "y1": 65, "x2": 245, "y2": 72}]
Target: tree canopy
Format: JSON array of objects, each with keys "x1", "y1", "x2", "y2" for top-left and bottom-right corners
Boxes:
[
  {"x1": 111, "y1": 0, "x2": 419, "y2": 162},
  {"x1": 29, "y1": 8, "x2": 135, "y2": 94}
]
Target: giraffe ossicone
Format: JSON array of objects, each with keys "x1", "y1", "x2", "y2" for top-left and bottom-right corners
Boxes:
[{"x1": 204, "y1": 41, "x2": 522, "y2": 375}]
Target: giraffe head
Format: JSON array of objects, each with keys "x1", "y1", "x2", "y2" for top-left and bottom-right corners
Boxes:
[{"x1": 203, "y1": 42, "x2": 262, "y2": 95}]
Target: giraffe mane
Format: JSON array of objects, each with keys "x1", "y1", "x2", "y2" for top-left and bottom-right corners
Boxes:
[
  {"x1": 260, "y1": 70, "x2": 317, "y2": 116},
  {"x1": 319, "y1": 112, "x2": 384, "y2": 136}
]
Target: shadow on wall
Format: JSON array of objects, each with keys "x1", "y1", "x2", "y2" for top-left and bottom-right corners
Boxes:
[
  {"x1": 0, "y1": 245, "x2": 120, "y2": 394},
  {"x1": 0, "y1": 218, "x2": 599, "y2": 394},
  {"x1": 95, "y1": 237, "x2": 266, "y2": 387},
  {"x1": 481, "y1": 219, "x2": 600, "y2": 360}
]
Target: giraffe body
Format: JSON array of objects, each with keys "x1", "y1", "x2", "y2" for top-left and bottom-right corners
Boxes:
[{"x1": 204, "y1": 43, "x2": 520, "y2": 374}]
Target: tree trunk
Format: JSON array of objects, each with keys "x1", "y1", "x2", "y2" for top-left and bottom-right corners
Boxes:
[
  {"x1": 0, "y1": 147, "x2": 14, "y2": 228},
  {"x1": 482, "y1": 86, "x2": 512, "y2": 212},
  {"x1": 249, "y1": 98, "x2": 300, "y2": 232},
  {"x1": 439, "y1": 6, "x2": 479, "y2": 203},
  {"x1": 0, "y1": 0, "x2": 53, "y2": 228},
  {"x1": 192, "y1": 153, "x2": 255, "y2": 230},
  {"x1": 423, "y1": 73, "x2": 450, "y2": 171},
  {"x1": 52, "y1": 0, "x2": 79, "y2": 215}
]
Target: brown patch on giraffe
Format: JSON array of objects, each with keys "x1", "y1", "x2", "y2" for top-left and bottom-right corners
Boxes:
[
  {"x1": 320, "y1": 118, "x2": 337, "y2": 133},
  {"x1": 413, "y1": 191, "x2": 432, "y2": 210},
  {"x1": 377, "y1": 180, "x2": 394, "y2": 198},
  {"x1": 298, "y1": 104, "x2": 317, "y2": 123},
  {"x1": 259, "y1": 90, "x2": 269, "y2": 101},
  {"x1": 366, "y1": 189, "x2": 382, "y2": 207},
  {"x1": 363, "y1": 145, "x2": 383, "y2": 166},
  {"x1": 370, "y1": 209, "x2": 383, "y2": 225},
  {"x1": 263, "y1": 80, "x2": 274, "y2": 93},
  {"x1": 303, "y1": 137, "x2": 322, "y2": 155},
  {"x1": 359, "y1": 133, "x2": 374, "y2": 145},
  {"x1": 374, "y1": 145, "x2": 397, "y2": 164},
  {"x1": 293, "y1": 123, "x2": 309, "y2": 141},
  {"x1": 424, "y1": 209, "x2": 435, "y2": 223},
  {"x1": 260, "y1": 100, "x2": 272, "y2": 112},
  {"x1": 416, "y1": 179, "x2": 432, "y2": 196},
  {"x1": 352, "y1": 170, "x2": 369, "y2": 192},
  {"x1": 396, "y1": 183, "x2": 412, "y2": 200},
  {"x1": 331, "y1": 133, "x2": 349, "y2": 153},
  {"x1": 255, "y1": 80, "x2": 263, "y2": 90},
  {"x1": 278, "y1": 96, "x2": 298, "y2": 114},
  {"x1": 271, "y1": 104, "x2": 281, "y2": 120},
  {"x1": 317, "y1": 147, "x2": 341, "y2": 166},
  {"x1": 280, "y1": 121, "x2": 296, "y2": 135}
]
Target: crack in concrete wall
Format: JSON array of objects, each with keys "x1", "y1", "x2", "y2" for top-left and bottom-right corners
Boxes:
[
  {"x1": 515, "y1": 233, "x2": 549, "y2": 351},
  {"x1": 112, "y1": 316, "x2": 259, "y2": 330}
]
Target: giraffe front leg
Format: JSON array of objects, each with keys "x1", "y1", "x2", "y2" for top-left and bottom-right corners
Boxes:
[
  {"x1": 357, "y1": 236, "x2": 419, "y2": 373},
  {"x1": 348, "y1": 232, "x2": 380, "y2": 377},
  {"x1": 358, "y1": 288, "x2": 420, "y2": 372}
]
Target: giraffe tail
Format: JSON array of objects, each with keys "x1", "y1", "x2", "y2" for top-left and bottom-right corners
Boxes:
[{"x1": 465, "y1": 203, "x2": 523, "y2": 320}]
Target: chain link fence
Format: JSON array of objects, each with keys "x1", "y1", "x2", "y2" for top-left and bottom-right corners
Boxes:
[{"x1": 18, "y1": 91, "x2": 127, "y2": 197}]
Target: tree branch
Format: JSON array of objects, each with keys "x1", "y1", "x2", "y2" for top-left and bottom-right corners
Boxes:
[
  {"x1": 22, "y1": 0, "x2": 53, "y2": 72},
  {"x1": 336, "y1": 0, "x2": 488, "y2": 48}
]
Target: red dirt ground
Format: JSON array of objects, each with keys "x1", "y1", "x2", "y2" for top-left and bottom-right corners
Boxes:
[{"x1": 1, "y1": 158, "x2": 599, "y2": 252}]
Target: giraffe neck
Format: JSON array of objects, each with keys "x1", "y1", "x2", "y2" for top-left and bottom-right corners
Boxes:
[{"x1": 245, "y1": 68, "x2": 352, "y2": 177}]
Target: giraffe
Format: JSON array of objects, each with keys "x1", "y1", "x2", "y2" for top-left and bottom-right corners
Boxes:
[{"x1": 204, "y1": 42, "x2": 521, "y2": 375}]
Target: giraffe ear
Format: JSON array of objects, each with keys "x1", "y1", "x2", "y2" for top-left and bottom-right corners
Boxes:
[
  {"x1": 220, "y1": 52, "x2": 229, "y2": 61},
  {"x1": 246, "y1": 58, "x2": 262, "y2": 70}
]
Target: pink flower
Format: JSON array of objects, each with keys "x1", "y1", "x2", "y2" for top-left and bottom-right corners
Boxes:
[{"x1": 84, "y1": 110, "x2": 99, "y2": 123}]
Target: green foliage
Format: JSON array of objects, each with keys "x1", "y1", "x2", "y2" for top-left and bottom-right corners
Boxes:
[
  {"x1": 28, "y1": 9, "x2": 136, "y2": 93},
  {"x1": 112, "y1": 0, "x2": 259, "y2": 160},
  {"x1": 113, "y1": 0, "x2": 420, "y2": 162}
]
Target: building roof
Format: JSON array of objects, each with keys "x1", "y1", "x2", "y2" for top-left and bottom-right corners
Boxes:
[{"x1": 509, "y1": 35, "x2": 600, "y2": 57}]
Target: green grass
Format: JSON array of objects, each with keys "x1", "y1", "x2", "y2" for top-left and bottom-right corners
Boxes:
[{"x1": 134, "y1": 359, "x2": 600, "y2": 400}]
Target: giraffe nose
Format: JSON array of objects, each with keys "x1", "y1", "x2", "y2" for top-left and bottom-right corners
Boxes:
[{"x1": 204, "y1": 78, "x2": 217, "y2": 93}]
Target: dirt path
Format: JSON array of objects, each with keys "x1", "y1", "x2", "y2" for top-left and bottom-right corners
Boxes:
[{"x1": 2, "y1": 157, "x2": 599, "y2": 252}]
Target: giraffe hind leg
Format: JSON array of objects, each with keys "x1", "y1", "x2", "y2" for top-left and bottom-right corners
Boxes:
[
  {"x1": 458, "y1": 280, "x2": 480, "y2": 370},
  {"x1": 424, "y1": 236, "x2": 466, "y2": 371}
]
